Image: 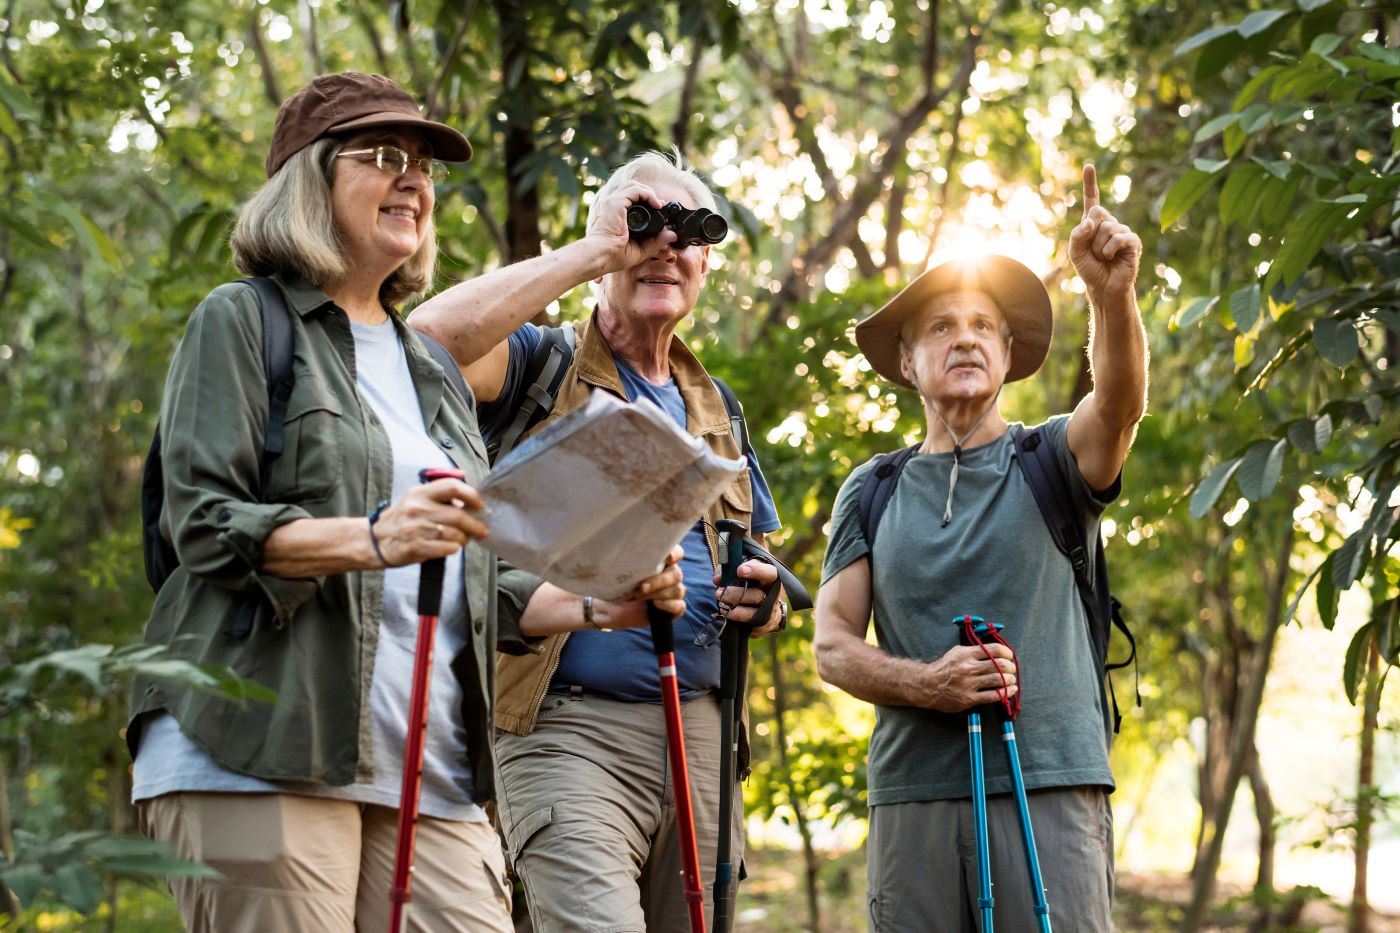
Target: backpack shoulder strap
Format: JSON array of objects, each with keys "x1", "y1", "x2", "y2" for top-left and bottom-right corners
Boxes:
[
  {"x1": 709, "y1": 375, "x2": 750, "y2": 458},
  {"x1": 857, "y1": 444, "x2": 920, "y2": 547},
  {"x1": 243, "y1": 277, "x2": 295, "y2": 462},
  {"x1": 417, "y1": 331, "x2": 473, "y2": 405},
  {"x1": 1010, "y1": 424, "x2": 1090, "y2": 587},
  {"x1": 489, "y1": 323, "x2": 576, "y2": 462}
]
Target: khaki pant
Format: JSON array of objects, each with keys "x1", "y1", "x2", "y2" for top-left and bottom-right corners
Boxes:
[
  {"x1": 495, "y1": 692, "x2": 743, "y2": 933},
  {"x1": 137, "y1": 792, "x2": 512, "y2": 932},
  {"x1": 866, "y1": 786, "x2": 1114, "y2": 932}
]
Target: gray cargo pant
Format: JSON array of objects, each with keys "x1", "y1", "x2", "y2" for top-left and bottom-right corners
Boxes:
[
  {"x1": 867, "y1": 786, "x2": 1114, "y2": 932},
  {"x1": 495, "y1": 691, "x2": 743, "y2": 933}
]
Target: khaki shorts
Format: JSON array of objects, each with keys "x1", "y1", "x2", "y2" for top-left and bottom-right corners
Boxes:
[
  {"x1": 866, "y1": 786, "x2": 1114, "y2": 932},
  {"x1": 137, "y1": 792, "x2": 511, "y2": 932},
  {"x1": 495, "y1": 691, "x2": 744, "y2": 933}
]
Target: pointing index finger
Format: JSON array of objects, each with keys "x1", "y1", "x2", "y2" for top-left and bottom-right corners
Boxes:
[{"x1": 1082, "y1": 164, "x2": 1100, "y2": 219}]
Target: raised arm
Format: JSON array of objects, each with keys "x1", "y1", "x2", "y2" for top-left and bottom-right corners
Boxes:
[
  {"x1": 813, "y1": 558, "x2": 1017, "y2": 713},
  {"x1": 410, "y1": 181, "x2": 677, "y2": 401},
  {"x1": 1065, "y1": 163, "x2": 1149, "y2": 492}
]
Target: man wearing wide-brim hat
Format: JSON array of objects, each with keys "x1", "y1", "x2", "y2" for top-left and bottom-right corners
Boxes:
[{"x1": 815, "y1": 165, "x2": 1147, "y2": 932}]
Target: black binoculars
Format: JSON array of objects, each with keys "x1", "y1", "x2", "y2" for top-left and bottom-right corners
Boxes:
[{"x1": 626, "y1": 201, "x2": 728, "y2": 246}]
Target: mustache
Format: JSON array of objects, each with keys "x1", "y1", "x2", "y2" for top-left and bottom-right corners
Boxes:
[{"x1": 945, "y1": 351, "x2": 988, "y2": 372}]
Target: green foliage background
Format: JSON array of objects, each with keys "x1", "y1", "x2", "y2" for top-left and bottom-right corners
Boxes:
[{"x1": 1, "y1": 0, "x2": 1397, "y2": 929}]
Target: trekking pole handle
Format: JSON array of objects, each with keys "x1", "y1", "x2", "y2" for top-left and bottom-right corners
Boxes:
[
  {"x1": 715, "y1": 518, "x2": 748, "y2": 588},
  {"x1": 416, "y1": 468, "x2": 465, "y2": 617}
]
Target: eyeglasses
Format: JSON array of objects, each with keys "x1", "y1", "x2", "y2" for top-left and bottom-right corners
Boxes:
[{"x1": 337, "y1": 145, "x2": 448, "y2": 182}]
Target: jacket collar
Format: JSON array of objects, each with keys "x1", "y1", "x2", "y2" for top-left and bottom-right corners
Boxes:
[{"x1": 573, "y1": 309, "x2": 732, "y2": 439}]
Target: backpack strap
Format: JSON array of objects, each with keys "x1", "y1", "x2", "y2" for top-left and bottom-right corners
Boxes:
[
  {"x1": 488, "y1": 324, "x2": 576, "y2": 462},
  {"x1": 709, "y1": 375, "x2": 750, "y2": 458},
  {"x1": 417, "y1": 331, "x2": 473, "y2": 405},
  {"x1": 1011, "y1": 424, "x2": 1138, "y2": 732},
  {"x1": 857, "y1": 444, "x2": 920, "y2": 547},
  {"x1": 245, "y1": 277, "x2": 295, "y2": 473}
]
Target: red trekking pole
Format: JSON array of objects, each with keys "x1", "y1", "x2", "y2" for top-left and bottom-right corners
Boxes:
[
  {"x1": 648, "y1": 601, "x2": 708, "y2": 933},
  {"x1": 389, "y1": 467, "x2": 463, "y2": 933}
]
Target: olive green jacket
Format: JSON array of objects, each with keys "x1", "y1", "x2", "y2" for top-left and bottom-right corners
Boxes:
[{"x1": 128, "y1": 274, "x2": 542, "y2": 803}]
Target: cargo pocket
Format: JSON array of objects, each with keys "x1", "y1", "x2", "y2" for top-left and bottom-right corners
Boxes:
[
  {"x1": 269, "y1": 378, "x2": 342, "y2": 502},
  {"x1": 506, "y1": 804, "x2": 554, "y2": 864}
]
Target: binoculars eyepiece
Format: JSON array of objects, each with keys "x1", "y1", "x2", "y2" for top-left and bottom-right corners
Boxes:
[{"x1": 626, "y1": 201, "x2": 728, "y2": 246}]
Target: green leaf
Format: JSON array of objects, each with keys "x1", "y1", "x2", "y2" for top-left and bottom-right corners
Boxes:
[
  {"x1": 1193, "y1": 158, "x2": 1231, "y2": 173},
  {"x1": 1250, "y1": 157, "x2": 1292, "y2": 180},
  {"x1": 1343, "y1": 621, "x2": 1375, "y2": 705},
  {"x1": 1194, "y1": 112, "x2": 1241, "y2": 143},
  {"x1": 1239, "y1": 9, "x2": 1290, "y2": 38},
  {"x1": 1160, "y1": 169, "x2": 1219, "y2": 231},
  {"x1": 1191, "y1": 457, "x2": 1243, "y2": 518},
  {"x1": 1333, "y1": 527, "x2": 1370, "y2": 591},
  {"x1": 0, "y1": 862, "x2": 43, "y2": 904},
  {"x1": 1237, "y1": 439, "x2": 1287, "y2": 500},
  {"x1": 53, "y1": 203, "x2": 121, "y2": 272},
  {"x1": 1229, "y1": 283, "x2": 1263, "y2": 333},
  {"x1": 1314, "y1": 318, "x2": 1358, "y2": 366},
  {"x1": 1286, "y1": 413, "x2": 1332, "y2": 453},
  {"x1": 1309, "y1": 33, "x2": 1344, "y2": 56},
  {"x1": 1220, "y1": 164, "x2": 1269, "y2": 227},
  {"x1": 1175, "y1": 24, "x2": 1237, "y2": 58},
  {"x1": 1316, "y1": 551, "x2": 1339, "y2": 629},
  {"x1": 1174, "y1": 296, "x2": 1219, "y2": 329},
  {"x1": 1283, "y1": 561, "x2": 1326, "y2": 624},
  {"x1": 51, "y1": 861, "x2": 103, "y2": 914},
  {"x1": 1259, "y1": 172, "x2": 1304, "y2": 227},
  {"x1": 1268, "y1": 202, "x2": 1349, "y2": 289},
  {"x1": 1233, "y1": 65, "x2": 1286, "y2": 110},
  {"x1": 1374, "y1": 309, "x2": 1400, "y2": 335},
  {"x1": 1297, "y1": 0, "x2": 1333, "y2": 9}
]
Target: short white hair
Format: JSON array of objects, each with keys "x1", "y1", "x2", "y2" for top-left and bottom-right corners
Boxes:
[{"x1": 586, "y1": 148, "x2": 718, "y2": 234}]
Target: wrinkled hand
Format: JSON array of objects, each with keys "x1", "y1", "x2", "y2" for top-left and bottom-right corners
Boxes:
[
  {"x1": 602, "y1": 546, "x2": 688, "y2": 628},
  {"x1": 587, "y1": 180, "x2": 681, "y2": 275},
  {"x1": 713, "y1": 558, "x2": 784, "y2": 637},
  {"x1": 1069, "y1": 164, "x2": 1141, "y2": 303},
  {"x1": 925, "y1": 643, "x2": 1018, "y2": 713},
  {"x1": 372, "y1": 478, "x2": 489, "y2": 567}
]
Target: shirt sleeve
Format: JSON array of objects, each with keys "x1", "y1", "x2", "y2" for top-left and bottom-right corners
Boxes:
[
  {"x1": 820, "y1": 456, "x2": 881, "y2": 585},
  {"x1": 494, "y1": 561, "x2": 547, "y2": 655},
  {"x1": 158, "y1": 284, "x2": 317, "y2": 624},
  {"x1": 476, "y1": 324, "x2": 542, "y2": 427},
  {"x1": 744, "y1": 448, "x2": 781, "y2": 535},
  {"x1": 1038, "y1": 414, "x2": 1121, "y2": 517}
]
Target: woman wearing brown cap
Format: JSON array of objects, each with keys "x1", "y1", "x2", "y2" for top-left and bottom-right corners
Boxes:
[{"x1": 126, "y1": 72, "x2": 681, "y2": 932}]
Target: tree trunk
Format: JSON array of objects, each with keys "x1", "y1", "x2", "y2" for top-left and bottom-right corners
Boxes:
[
  {"x1": 1183, "y1": 510, "x2": 1297, "y2": 932},
  {"x1": 1349, "y1": 634, "x2": 1381, "y2": 933},
  {"x1": 769, "y1": 636, "x2": 822, "y2": 933},
  {"x1": 493, "y1": 0, "x2": 543, "y2": 267},
  {"x1": 0, "y1": 750, "x2": 20, "y2": 917},
  {"x1": 1246, "y1": 743, "x2": 1275, "y2": 933}
]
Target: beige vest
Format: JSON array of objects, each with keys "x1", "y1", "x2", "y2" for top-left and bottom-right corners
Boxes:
[{"x1": 494, "y1": 311, "x2": 757, "y2": 736}]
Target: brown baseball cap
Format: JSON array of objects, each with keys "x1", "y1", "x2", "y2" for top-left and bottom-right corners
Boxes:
[
  {"x1": 855, "y1": 255, "x2": 1054, "y2": 389},
  {"x1": 265, "y1": 72, "x2": 472, "y2": 177}
]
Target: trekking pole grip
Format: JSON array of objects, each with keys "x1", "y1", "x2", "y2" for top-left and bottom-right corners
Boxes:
[{"x1": 416, "y1": 468, "x2": 465, "y2": 618}]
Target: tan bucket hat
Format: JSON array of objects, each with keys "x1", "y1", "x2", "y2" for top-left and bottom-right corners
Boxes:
[
  {"x1": 265, "y1": 72, "x2": 472, "y2": 177},
  {"x1": 855, "y1": 255, "x2": 1054, "y2": 389}
]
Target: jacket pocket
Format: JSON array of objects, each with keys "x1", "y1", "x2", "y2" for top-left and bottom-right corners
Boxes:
[
  {"x1": 269, "y1": 379, "x2": 343, "y2": 503},
  {"x1": 720, "y1": 468, "x2": 753, "y2": 516}
]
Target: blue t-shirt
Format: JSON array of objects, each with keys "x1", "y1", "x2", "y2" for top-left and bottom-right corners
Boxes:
[{"x1": 484, "y1": 324, "x2": 780, "y2": 700}]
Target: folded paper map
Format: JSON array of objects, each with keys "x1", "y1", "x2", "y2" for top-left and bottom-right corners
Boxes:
[{"x1": 477, "y1": 390, "x2": 745, "y2": 600}]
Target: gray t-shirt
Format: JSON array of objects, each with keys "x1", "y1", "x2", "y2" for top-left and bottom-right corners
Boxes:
[
  {"x1": 821, "y1": 416, "x2": 1115, "y2": 805},
  {"x1": 133, "y1": 318, "x2": 484, "y2": 822}
]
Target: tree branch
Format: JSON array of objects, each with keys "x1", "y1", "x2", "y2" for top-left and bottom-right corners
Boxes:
[
  {"x1": 762, "y1": 0, "x2": 991, "y2": 331},
  {"x1": 355, "y1": 1, "x2": 393, "y2": 77},
  {"x1": 301, "y1": 0, "x2": 324, "y2": 77},
  {"x1": 672, "y1": 32, "x2": 706, "y2": 156},
  {"x1": 246, "y1": 10, "x2": 283, "y2": 106},
  {"x1": 425, "y1": 0, "x2": 479, "y2": 121}
]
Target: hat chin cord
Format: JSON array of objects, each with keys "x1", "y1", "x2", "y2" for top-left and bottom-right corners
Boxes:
[{"x1": 923, "y1": 335, "x2": 1011, "y2": 528}]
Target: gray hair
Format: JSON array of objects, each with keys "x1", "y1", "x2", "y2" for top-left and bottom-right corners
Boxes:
[
  {"x1": 586, "y1": 148, "x2": 718, "y2": 234},
  {"x1": 230, "y1": 136, "x2": 437, "y2": 306}
]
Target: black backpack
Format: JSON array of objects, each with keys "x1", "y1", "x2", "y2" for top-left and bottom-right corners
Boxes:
[
  {"x1": 478, "y1": 323, "x2": 751, "y2": 463},
  {"x1": 856, "y1": 424, "x2": 1138, "y2": 732},
  {"x1": 140, "y1": 277, "x2": 469, "y2": 594}
]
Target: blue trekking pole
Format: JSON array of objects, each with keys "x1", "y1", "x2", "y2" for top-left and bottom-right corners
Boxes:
[{"x1": 955, "y1": 615, "x2": 1053, "y2": 933}]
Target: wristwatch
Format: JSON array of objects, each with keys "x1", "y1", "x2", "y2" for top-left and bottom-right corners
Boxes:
[{"x1": 775, "y1": 598, "x2": 789, "y2": 631}]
